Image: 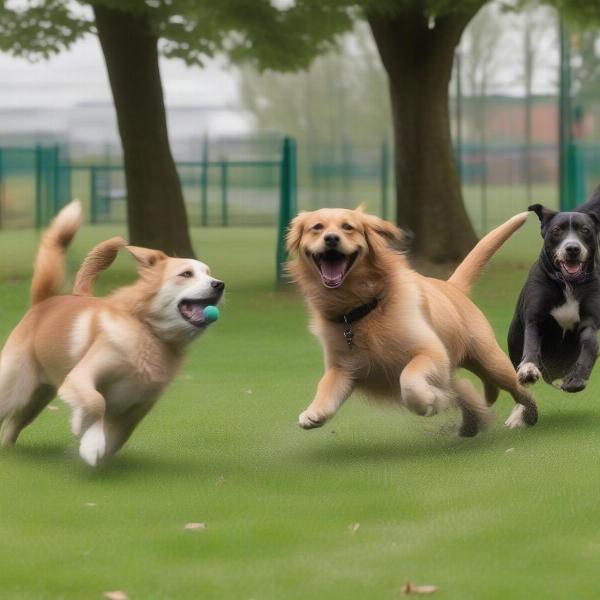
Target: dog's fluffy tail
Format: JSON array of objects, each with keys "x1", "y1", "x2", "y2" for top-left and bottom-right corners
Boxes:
[
  {"x1": 73, "y1": 236, "x2": 126, "y2": 296},
  {"x1": 31, "y1": 200, "x2": 82, "y2": 306},
  {"x1": 448, "y1": 211, "x2": 529, "y2": 295}
]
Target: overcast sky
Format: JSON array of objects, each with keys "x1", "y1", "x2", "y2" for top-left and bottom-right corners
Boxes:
[
  {"x1": 0, "y1": 2, "x2": 562, "y2": 122},
  {"x1": 0, "y1": 33, "x2": 240, "y2": 110}
]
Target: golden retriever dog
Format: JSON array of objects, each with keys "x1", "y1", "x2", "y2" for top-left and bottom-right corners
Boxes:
[
  {"x1": 287, "y1": 207, "x2": 538, "y2": 436},
  {"x1": 0, "y1": 201, "x2": 224, "y2": 465}
]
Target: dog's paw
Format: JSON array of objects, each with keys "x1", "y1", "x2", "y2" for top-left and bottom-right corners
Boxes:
[
  {"x1": 561, "y1": 374, "x2": 588, "y2": 394},
  {"x1": 517, "y1": 362, "x2": 541, "y2": 385},
  {"x1": 505, "y1": 404, "x2": 527, "y2": 429},
  {"x1": 79, "y1": 421, "x2": 106, "y2": 466},
  {"x1": 298, "y1": 410, "x2": 327, "y2": 430}
]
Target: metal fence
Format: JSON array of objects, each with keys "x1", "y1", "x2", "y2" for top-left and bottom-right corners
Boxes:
[
  {"x1": 2, "y1": 133, "x2": 600, "y2": 283},
  {"x1": 0, "y1": 140, "x2": 295, "y2": 230},
  {"x1": 0, "y1": 138, "x2": 299, "y2": 282},
  {"x1": 2, "y1": 138, "x2": 600, "y2": 234}
]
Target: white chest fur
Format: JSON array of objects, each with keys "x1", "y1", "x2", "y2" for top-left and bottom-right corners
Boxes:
[{"x1": 550, "y1": 288, "x2": 580, "y2": 332}]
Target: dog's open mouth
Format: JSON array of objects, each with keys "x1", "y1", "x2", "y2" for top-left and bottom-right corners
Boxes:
[
  {"x1": 312, "y1": 250, "x2": 358, "y2": 288},
  {"x1": 178, "y1": 299, "x2": 216, "y2": 327},
  {"x1": 559, "y1": 260, "x2": 584, "y2": 278}
]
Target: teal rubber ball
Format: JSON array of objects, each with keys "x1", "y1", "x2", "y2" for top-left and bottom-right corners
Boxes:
[{"x1": 203, "y1": 305, "x2": 220, "y2": 323}]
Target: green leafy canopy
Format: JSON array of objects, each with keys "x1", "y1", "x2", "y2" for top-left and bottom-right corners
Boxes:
[
  {"x1": 0, "y1": 0, "x2": 354, "y2": 71},
  {"x1": 2, "y1": 0, "x2": 598, "y2": 71}
]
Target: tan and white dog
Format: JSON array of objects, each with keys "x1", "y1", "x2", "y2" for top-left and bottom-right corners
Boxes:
[
  {"x1": 0, "y1": 201, "x2": 224, "y2": 465},
  {"x1": 287, "y1": 207, "x2": 538, "y2": 436}
]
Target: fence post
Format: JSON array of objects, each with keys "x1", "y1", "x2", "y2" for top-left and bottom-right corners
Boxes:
[
  {"x1": 559, "y1": 18, "x2": 574, "y2": 211},
  {"x1": 221, "y1": 161, "x2": 228, "y2": 226},
  {"x1": 52, "y1": 144, "x2": 60, "y2": 215},
  {"x1": 568, "y1": 142, "x2": 586, "y2": 205},
  {"x1": 90, "y1": 167, "x2": 98, "y2": 224},
  {"x1": 201, "y1": 134, "x2": 209, "y2": 226},
  {"x1": 35, "y1": 145, "x2": 43, "y2": 229},
  {"x1": 276, "y1": 137, "x2": 297, "y2": 284},
  {"x1": 380, "y1": 139, "x2": 389, "y2": 221}
]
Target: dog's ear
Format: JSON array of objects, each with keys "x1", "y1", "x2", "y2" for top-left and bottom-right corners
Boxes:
[
  {"x1": 587, "y1": 212, "x2": 600, "y2": 232},
  {"x1": 286, "y1": 212, "x2": 308, "y2": 253},
  {"x1": 528, "y1": 204, "x2": 558, "y2": 235},
  {"x1": 361, "y1": 213, "x2": 408, "y2": 251},
  {"x1": 126, "y1": 246, "x2": 168, "y2": 269}
]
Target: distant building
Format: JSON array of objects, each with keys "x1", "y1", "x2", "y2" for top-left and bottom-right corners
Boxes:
[{"x1": 0, "y1": 102, "x2": 251, "y2": 160}]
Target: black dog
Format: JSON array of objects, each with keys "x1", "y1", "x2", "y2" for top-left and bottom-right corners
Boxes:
[{"x1": 508, "y1": 203, "x2": 600, "y2": 393}]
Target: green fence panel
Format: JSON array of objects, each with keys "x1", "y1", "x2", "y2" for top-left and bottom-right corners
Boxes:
[{"x1": 276, "y1": 137, "x2": 297, "y2": 284}]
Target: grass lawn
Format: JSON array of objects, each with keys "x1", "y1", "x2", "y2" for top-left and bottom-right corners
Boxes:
[{"x1": 1, "y1": 220, "x2": 599, "y2": 600}]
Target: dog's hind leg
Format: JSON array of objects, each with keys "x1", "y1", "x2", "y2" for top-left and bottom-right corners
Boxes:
[
  {"x1": 467, "y1": 344, "x2": 538, "y2": 429},
  {"x1": 484, "y1": 381, "x2": 499, "y2": 406},
  {"x1": 400, "y1": 353, "x2": 454, "y2": 417},
  {"x1": 453, "y1": 378, "x2": 494, "y2": 437},
  {"x1": 0, "y1": 384, "x2": 55, "y2": 446},
  {"x1": 0, "y1": 341, "x2": 42, "y2": 447}
]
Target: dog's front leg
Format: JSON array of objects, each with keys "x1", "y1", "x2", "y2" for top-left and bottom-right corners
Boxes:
[
  {"x1": 562, "y1": 320, "x2": 599, "y2": 393},
  {"x1": 58, "y1": 344, "x2": 114, "y2": 466},
  {"x1": 517, "y1": 320, "x2": 543, "y2": 385},
  {"x1": 299, "y1": 367, "x2": 354, "y2": 429},
  {"x1": 60, "y1": 373, "x2": 106, "y2": 466}
]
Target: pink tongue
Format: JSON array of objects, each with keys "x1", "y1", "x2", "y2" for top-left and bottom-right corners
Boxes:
[
  {"x1": 564, "y1": 263, "x2": 582, "y2": 275},
  {"x1": 321, "y1": 259, "x2": 347, "y2": 286},
  {"x1": 182, "y1": 303, "x2": 204, "y2": 322}
]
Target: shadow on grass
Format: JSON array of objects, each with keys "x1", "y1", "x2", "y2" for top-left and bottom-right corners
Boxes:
[
  {"x1": 299, "y1": 408, "x2": 600, "y2": 464},
  {"x1": 83, "y1": 452, "x2": 210, "y2": 482},
  {"x1": 1, "y1": 441, "x2": 70, "y2": 463},
  {"x1": 2, "y1": 440, "x2": 222, "y2": 484}
]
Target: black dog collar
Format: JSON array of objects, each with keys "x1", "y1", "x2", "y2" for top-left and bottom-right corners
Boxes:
[{"x1": 332, "y1": 297, "x2": 381, "y2": 347}]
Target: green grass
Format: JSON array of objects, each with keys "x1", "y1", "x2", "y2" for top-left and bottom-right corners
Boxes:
[{"x1": 1, "y1": 221, "x2": 600, "y2": 599}]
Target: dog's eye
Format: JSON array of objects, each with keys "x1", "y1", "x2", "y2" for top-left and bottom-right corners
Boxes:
[
  {"x1": 581, "y1": 226, "x2": 591, "y2": 235},
  {"x1": 342, "y1": 223, "x2": 354, "y2": 231},
  {"x1": 179, "y1": 270, "x2": 193, "y2": 278},
  {"x1": 312, "y1": 223, "x2": 324, "y2": 231},
  {"x1": 552, "y1": 227, "x2": 561, "y2": 236}
]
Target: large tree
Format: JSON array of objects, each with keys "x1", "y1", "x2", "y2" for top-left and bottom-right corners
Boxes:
[
  {"x1": 0, "y1": 0, "x2": 351, "y2": 257},
  {"x1": 364, "y1": 1, "x2": 486, "y2": 261},
  {"x1": 2, "y1": 0, "x2": 593, "y2": 262}
]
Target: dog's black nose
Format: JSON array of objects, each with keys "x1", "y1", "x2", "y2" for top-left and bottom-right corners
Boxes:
[
  {"x1": 566, "y1": 244, "x2": 581, "y2": 257},
  {"x1": 211, "y1": 280, "x2": 225, "y2": 291},
  {"x1": 324, "y1": 233, "x2": 340, "y2": 247}
]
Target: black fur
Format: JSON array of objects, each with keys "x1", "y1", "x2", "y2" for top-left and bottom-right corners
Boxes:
[{"x1": 508, "y1": 195, "x2": 600, "y2": 393}]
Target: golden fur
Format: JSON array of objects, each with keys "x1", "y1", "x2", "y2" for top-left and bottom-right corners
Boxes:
[
  {"x1": 0, "y1": 201, "x2": 224, "y2": 465},
  {"x1": 287, "y1": 207, "x2": 538, "y2": 436}
]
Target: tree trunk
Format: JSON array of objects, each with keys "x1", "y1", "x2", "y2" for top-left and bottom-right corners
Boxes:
[
  {"x1": 368, "y1": 4, "x2": 482, "y2": 262},
  {"x1": 93, "y1": 5, "x2": 195, "y2": 257}
]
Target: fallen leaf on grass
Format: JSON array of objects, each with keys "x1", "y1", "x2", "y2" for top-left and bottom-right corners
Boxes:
[
  {"x1": 216, "y1": 475, "x2": 227, "y2": 486},
  {"x1": 401, "y1": 582, "x2": 438, "y2": 595},
  {"x1": 85, "y1": 502, "x2": 97, "y2": 507},
  {"x1": 505, "y1": 447, "x2": 515, "y2": 453},
  {"x1": 184, "y1": 522, "x2": 207, "y2": 531},
  {"x1": 349, "y1": 523, "x2": 360, "y2": 535},
  {"x1": 47, "y1": 404, "x2": 59, "y2": 411},
  {"x1": 103, "y1": 591, "x2": 129, "y2": 600}
]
